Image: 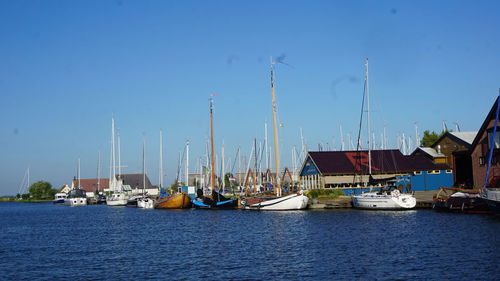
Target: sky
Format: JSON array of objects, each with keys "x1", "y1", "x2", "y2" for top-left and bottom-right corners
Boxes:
[{"x1": 1, "y1": 0, "x2": 499, "y2": 195}]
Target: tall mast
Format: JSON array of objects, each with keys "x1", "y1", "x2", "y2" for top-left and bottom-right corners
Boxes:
[
  {"x1": 185, "y1": 139, "x2": 189, "y2": 186},
  {"x1": 365, "y1": 58, "x2": 372, "y2": 175},
  {"x1": 97, "y1": 151, "x2": 101, "y2": 192},
  {"x1": 270, "y1": 57, "x2": 281, "y2": 196},
  {"x1": 118, "y1": 132, "x2": 122, "y2": 177},
  {"x1": 221, "y1": 139, "x2": 225, "y2": 190},
  {"x1": 143, "y1": 138, "x2": 146, "y2": 194},
  {"x1": 77, "y1": 158, "x2": 81, "y2": 189},
  {"x1": 111, "y1": 117, "x2": 116, "y2": 191},
  {"x1": 210, "y1": 97, "x2": 216, "y2": 193},
  {"x1": 265, "y1": 121, "x2": 269, "y2": 171},
  {"x1": 159, "y1": 129, "x2": 164, "y2": 189}
]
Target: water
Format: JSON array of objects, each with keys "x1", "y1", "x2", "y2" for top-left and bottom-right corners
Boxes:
[{"x1": 1, "y1": 202, "x2": 499, "y2": 280}]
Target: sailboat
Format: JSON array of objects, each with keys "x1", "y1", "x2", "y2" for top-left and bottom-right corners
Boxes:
[
  {"x1": 482, "y1": 91, "x2": 500, "y2": 214},
  {"x1": 64, "y1": 158, "x2": 87, "y2": 206},
  {"x1": 241, "y1": 58, "x2": 308, "y2": 211},
  {"x1": 106, "y1": 118, "x2": 129, "y2": 206},
  {"x1": 154, "y1": 132, "x2": 192, "y2": 209},
  {"x1": 191, "y1": 96, "x2": 239, "y2": 209},
  {"x1": 351, "y1": 59, "x2": 416, "y2": 210},
  {"x1": 137, "y1": 138, "x2": 154, "y2": 209}
]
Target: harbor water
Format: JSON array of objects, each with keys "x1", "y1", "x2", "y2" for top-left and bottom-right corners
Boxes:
[{"x1": 1, "y1": 202, "x2": 499, "y2": 280}]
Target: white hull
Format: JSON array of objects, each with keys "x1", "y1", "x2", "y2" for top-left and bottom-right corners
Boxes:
[
  {"x1": 137, "y1": 197, "x2": 154, "y2": 209},
  {"x1": 243, "y1": 193, "x2": 309, "y2": 211},
  {"x1": 106, "y1": 193, "x2": 129, "y2": 206},
  {"x1": 352, "y1": 192, "x2": 416, "y2": 210},
  {"x1": 64, "y1": 197, "x2": 87, "y2": 206}
]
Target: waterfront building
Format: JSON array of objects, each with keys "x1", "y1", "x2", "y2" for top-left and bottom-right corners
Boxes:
[
  {"x1": 299, "y1": 149, "x2": 453, "y2": 193},
  {"x1": 413, "y1": 131, "x2": 477, "y2": 187},
  {"x1": 70, "y1": 174, "x2": 159, "y2": 198},
  {"x1": 471, "y1": 96, "x2": 500, "y2": 188}
]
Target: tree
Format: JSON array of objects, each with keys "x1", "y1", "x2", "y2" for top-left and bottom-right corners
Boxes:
[
  {"x1": 421, "y1": 130, "x2": 441, "y2": 147},
  {"x1": 28, "y1": 181, "x2": 55, "y2": 200}
]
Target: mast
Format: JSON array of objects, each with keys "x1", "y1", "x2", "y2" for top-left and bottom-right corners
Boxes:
[
  {"x1": 221, "y1": 139, "x2": 225, "y2": 190},
  {"x1": 118, "y1": 132, "x2": 122, "y2": 177},
  {"x1": 77, "y1": 158, "x2": 81, "y2": 189},
  {"x1": 185, "y1": 139, "x2": 189, "y2": 186},
  {"x1": 270, "y1": 57, "x2": 281, "y2": 196},
  {"x1": 97, "y1": 151, "x2": 101, "y2": 192},
  {"x1": 210, "y1": 97, "x2": 216, "y2": 193},
  {"x1": 365, "y1": 58, "x2": 372, "y2": 175},
  {"x1": 159, "y1": 129, "x2": 164, "y2": 189},
  {"x1": 111, "y1": 117, "x2": 116, "y2": 191},
  {"x1": 143, "y1": 138, "x2": 146, "y2": 195}
]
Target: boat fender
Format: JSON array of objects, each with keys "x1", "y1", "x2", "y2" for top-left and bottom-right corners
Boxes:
[{"x1": 240, "y1": 200, "x2": 246, "y2": 206}]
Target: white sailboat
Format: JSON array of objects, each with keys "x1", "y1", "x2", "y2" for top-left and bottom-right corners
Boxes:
[
  {"x1": 242, "y1": 57, "x2": 308, "y2": 211},
  {"x1": 137, "y1": 138, "x2": 154, "y2": 209},
  {"x1": 64, "y1": 158, "x2": 87, "y2": 206},
  {"x1": 106, "y1": 117, "x2": 129, "y2": 206},
  {"x1": 351, "y1": 59, "x2": 416, "y2": 210}
]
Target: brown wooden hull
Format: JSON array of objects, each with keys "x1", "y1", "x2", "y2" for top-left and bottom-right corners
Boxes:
[{"x1": 154, "y1": 193, "x2": 191, "y2": 209}]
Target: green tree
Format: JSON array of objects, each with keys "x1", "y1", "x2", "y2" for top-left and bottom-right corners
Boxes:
[
  {"x1": 421, "y1": 130, "x2": 441, "y2": 147},
  {"x1": 28, "y1": 181, "x2": 55, "y2": 200}
]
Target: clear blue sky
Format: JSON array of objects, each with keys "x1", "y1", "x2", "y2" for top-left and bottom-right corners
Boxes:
[{"x1": 1, "y1": 0, "x2": 499, "y2": 195}]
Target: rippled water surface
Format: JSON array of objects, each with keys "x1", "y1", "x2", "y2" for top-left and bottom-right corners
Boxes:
[{"x1": 1, "y1": 202, "x2": 499, "y2": 280}]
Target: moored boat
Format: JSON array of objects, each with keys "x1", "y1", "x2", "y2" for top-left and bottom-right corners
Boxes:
[
  {"x1": 352, "y1": 187, "x2": 416, "y2": 210},
  {"x1": 433, "y1": 187, "x2": 490, "y2": 213},
  {"x1": 192, "y1": 189, "x2": 238, "y2": 209},
  {"x1": 241, "y1": 191, "x2": 308, "y2": 211},
  {"x1": 53, "y1": 192, "x2": 67, "y2": 205},
  {"x1": 154, "y1": 192, "x2": 191, "y2": 209},
  {"x1": 64, "y1": 189, "x2": 87, "y2": 207}
]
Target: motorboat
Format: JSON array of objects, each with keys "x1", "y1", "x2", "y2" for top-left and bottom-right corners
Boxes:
[
  {"x1": 64, "y1": 189, "x2": 87, "y2": 207},
  {"x1": 53, "y1": 192, "x2": 67, "y2": 205}
]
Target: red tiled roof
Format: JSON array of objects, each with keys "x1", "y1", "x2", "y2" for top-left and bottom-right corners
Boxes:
[{"x1": 73, "y1": 178, "x2": 110, "y2": 192}]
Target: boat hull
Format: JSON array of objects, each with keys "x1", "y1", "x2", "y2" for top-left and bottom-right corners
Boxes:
[
  {"x1": 137, "y1": 197, "x2": 154, "y2": 209},
  {"x1": 106, "y1": 193, "x2": 129, "y2": 206},
  {"x1": 242, "y1": 193, "x2": 309, "y2": 211},
  {"x1": 63, "y1": 197, "x2": 87, "y2": 207},
  {"x1": 484, "y1": 189, "x2": 500, "y2": 215},
  {"x1": 53, "y1": 199, "x2": 65, "y2": 205},
  {"x1": 154, "y1": 193, "x2": 191, "y2": 209},
  {"x1": 352, "y1": 193, "x2": 416, "y2": 210},
  {"x1": 433, "y1": 197, "x2": 491, "y2": 214}
]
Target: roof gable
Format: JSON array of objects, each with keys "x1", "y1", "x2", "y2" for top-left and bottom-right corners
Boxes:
[{"x1": 471, "y1": 95, "x2": 500, "y2": 150}]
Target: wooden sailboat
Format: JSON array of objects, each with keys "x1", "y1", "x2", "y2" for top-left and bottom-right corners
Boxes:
[
  {"x1": 154, "y1": 132, "x2": 191, "y2": 209},
  {"x1": 192, "y1": 96, "x2": 238, "y2": 209},
  {"x1": 241, "y1": 58, "x2": 308, "y2": 211},
  {"x1": 351, "y1": 59, "x2": 416, "y2": 210}
]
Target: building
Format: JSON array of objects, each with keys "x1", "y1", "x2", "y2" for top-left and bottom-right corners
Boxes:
[
  {"x1": 471, "y1": 96, "x2": 500, "y2": 188},
  {"x1": 412, "y1": 131, "x2": 477, "y2": 186},
  {"x1": 70, "y1": 174, "x2": 159, "y2": 197},
  {"x1": 299, "y1": 149, "x2": 452, "y2": 193}
]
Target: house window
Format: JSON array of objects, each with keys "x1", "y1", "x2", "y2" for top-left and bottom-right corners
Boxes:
[
  {"x1": 446, "y1": 170, "x2": 453, "y2": 174},
  {"x1": 479, "y1": 157, "x2": 485, "y2": 166},
  {"x1": 413, "y1": 171, "x2": 422, "y2": 175},
  {"x1": 428, "y1": 170, "x2": 441, "y2": 174}
]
